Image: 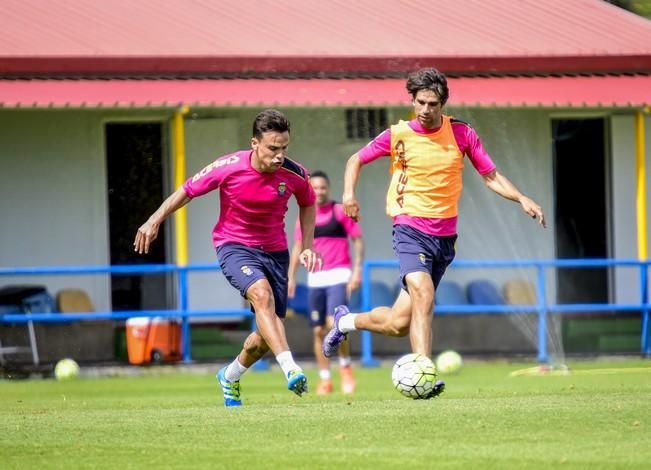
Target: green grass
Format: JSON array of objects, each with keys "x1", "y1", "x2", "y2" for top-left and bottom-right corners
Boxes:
[{"x1": 1, "y1": 359, "x2": 650, "y2": 469}]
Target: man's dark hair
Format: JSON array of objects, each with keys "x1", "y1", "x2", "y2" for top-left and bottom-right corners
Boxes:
[
  {"x1": 406, "y1": 68, "x2": 449, "y2": 105},
  {"x1": 310, "y1": 170, "x2": 330, "y2": 184},
  {"x1": 252, "y1": 109, "x2": 291, "y2": 139}
]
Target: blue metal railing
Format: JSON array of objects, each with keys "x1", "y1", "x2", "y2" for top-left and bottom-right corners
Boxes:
[
  {"x1": 1, "y1": 258, "x2": 649, "y2": 364},
  {"x1": 0, "y1": 263, "x2": 252, "y2": 363},
  {"x1": 358, "y1": 258, "x2": 650, "y2": 365}
]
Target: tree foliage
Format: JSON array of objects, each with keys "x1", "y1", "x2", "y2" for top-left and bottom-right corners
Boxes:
[{"x1": 605, "y1": 0, "x2": 651, "y2": 19}]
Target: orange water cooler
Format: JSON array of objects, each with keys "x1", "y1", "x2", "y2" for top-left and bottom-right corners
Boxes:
[{"x1": 126, "y1": 317, "x2": 182, "y2": 365}]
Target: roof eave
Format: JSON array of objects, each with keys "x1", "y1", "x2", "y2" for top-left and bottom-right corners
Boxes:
[{"x1": 1, "y1": 55, "x2": 651, "y2": 77}]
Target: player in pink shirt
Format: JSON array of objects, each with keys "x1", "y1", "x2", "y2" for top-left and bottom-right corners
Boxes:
[
  {"x1": 134, "y1": 109, "x2": 322, "y2": 406},
  {"x1": 323, "y1": 69, "x2": 546, "y2": 399},
  {"x1": 288, "y1": 171, "x2": 364, "y2": 395}
]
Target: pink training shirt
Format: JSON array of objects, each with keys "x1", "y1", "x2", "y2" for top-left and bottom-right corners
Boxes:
[
  {"x1": 357, "y1": 118, "x2": 496, "y2": 236},
  {"x1": 183, "y1": 150, "x2": 316, "y2": 252},
  {"x1": 294, "y1": 202, "x2": 362, "y2": 270}
]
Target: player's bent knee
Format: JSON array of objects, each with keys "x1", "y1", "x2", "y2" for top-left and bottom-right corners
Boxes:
[{"x1": 246, "y1": 283, "x2": 274, "y2": 308}]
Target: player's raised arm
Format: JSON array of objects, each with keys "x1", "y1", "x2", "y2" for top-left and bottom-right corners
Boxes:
[
  {"x1": 482, "y1": 169, "x2": 546, "y2": 227},
  {"x1": 342, "y1": 152, "x2": 363, "y2": 221},
  {"x1": 134, "y1": 186, "x2": 191, "y2": 254}
]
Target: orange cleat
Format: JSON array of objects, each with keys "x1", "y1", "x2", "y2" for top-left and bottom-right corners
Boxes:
[
  {"x1": 340, "y1": 365, "x2": 356, "y2": 394},
  {"x1": 316, "y1": 379, "x2": 333, "y2": 395}
]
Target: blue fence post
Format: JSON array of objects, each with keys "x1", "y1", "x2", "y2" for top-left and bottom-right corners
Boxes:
[
  {"x1": 536, "y1": 263, "x2": 548, "y2": 363},
  {"x1": 360, "y1": 262, "x2": 380, "y2": 367},
  {"x1": 641, "y1": 262, "x2": 650, "y2": 357},
  {"x1": 179, "y1": 267, "x2": 192, "y2": 363}
]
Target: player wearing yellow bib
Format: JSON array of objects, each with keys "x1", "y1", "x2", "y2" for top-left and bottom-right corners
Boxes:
[{"x1": 323, "y1": 68, "x2": 546, "y2": 398}]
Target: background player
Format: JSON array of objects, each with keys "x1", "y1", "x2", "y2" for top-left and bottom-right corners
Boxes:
[{"x1": 288, "y1": 171, "x2": 364, "y2": 395}]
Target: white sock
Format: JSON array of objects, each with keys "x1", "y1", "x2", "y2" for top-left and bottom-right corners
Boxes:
[
  {"x1": 276, "y1": 351, "x2": 301, "y2": 378},
  {"x1": 224, "y1": 358, "x2": 248, "y2": 382},
  {"x1": 339, "y1": 356, "x2": 352, "y2": 368},
  {"x1": 319, "y1": 369, "x2": 331, "y2": 380},
  {"x1": 339, "y1": 313, "x2": 358, "y2": 333}
]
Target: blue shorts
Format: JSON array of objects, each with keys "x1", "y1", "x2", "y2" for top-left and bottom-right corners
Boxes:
[
  {"x1": 392, "y1": 224, "x2": 457, "y2": 291},
  {"x1": 307, "y1": 283, "x2": 347, "y2": 327},
  {"x1": 216, "y1": 243, "x2": 290, "y2": 318}
]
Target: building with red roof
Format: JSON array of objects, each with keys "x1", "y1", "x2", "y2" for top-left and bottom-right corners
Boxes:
[{"x1": 0, "y1": 0, "x2": 649, "y2": 357}]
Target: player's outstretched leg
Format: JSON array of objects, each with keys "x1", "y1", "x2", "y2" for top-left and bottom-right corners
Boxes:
[
  {"x1": 426, "y1": 380, "x2": 446, "y2": 399},
  {"x1": 217, "y1": 366, "x2": 242, "y2": 407},
  {"x1": 287, "y1": 370, "x2": 308, "y2": 396},
  {"x1": 322, "y1": 305, "x2": 350, "y2": 358}
]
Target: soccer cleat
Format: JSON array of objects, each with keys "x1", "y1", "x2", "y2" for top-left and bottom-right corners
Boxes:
[
  {"x1": 322, "y1": 305, "x2": 350, "y2": 358},
  {"x1": 340, "y1": 365, "x2": 356, "y2": 394},
  {"x1": 316, "y1": 379, "x2": 333, "y2": 395},
  {"x1": 216, "y1": 367, "x2": 242, "y2": 407},
  {"x1": 426, "y1": 380, "x2": 446, "y2": 399},
  {"x1": 287, "y1": 370, "x2": 308, "y2": 397}
]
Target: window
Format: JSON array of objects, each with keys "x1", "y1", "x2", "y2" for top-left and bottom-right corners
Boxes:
[{"x1": 345, "y1": 108, "x2": 388, "y2": 140}]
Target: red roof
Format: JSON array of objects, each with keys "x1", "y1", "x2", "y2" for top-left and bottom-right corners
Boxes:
[
  {"x1": 2, "y1": 75, "x2": 650, "y2": 109},
  {"x1": 1, "y1": 0, "x2": 651, "y2": 75}
]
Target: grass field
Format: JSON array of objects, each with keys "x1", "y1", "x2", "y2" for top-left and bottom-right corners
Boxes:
[{"x1": 2, "y1": 359, "x2": 650, "y2": 469}]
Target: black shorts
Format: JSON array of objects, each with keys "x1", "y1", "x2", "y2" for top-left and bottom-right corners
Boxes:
[
  {"x1": 392, "y1": 224, "x2": 457, "y2": 291},
  {"x1": 307, "y1": 283, "x2": 348, "y2": 327},
  {"x1": 216, "y1": 243, "x2": 290, "y2": 317}
]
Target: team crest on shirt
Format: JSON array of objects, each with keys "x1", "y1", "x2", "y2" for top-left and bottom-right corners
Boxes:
[
  {"x1": 277, "y1": 182, "x2": 287, "y2": 196},
  {"x1": 241, "y1": 266, "x2": 253, "y2": 276},
  {"x1": 419, "y1": 253, "x2": 427, "y2": 265},
  {"x1": 310, "y1": 310, "x2": 320, "y2": 322}
]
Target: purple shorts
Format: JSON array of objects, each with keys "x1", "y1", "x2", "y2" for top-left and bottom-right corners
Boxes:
[
  {"x1": 307, "y1": 283, "x2": 347, "y2": 327},
  {"x1": 216, "y1": 243, "x2": 290, "y2": 318},
  {"x1": 392, "y1": 224, "x2": 457, "y2": 291}
]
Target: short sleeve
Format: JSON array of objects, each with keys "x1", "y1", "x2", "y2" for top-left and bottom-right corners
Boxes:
[
  {"x1": 293, "y1": 174, "x2": 316, "y2": 207},
  {"x1": 357, "y1": 128, "x2": 392, "y2": 164},
  {"x1": 183, "y1": 154, "x2": 236, "y2": 197},
  {"x1": 453, "y1": 123, "x2": 496, "y2": 175}
]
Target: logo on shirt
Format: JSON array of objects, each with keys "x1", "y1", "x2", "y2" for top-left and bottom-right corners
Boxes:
[
  {"x1": 394, "y1": 140, "x2": 408, "y2": 208},
  {"x1": 277, "y1": 182, "x2": 287, "y2": 196},
  {"x1": 191, "y1": 155, "x2": 240, "y2": 183},
  {"x1": 240, "y1": 266, "x2": 253, "y2": 276},
  {"x1": 419, "y1": 253, "x2": 427, "y2": 265}
]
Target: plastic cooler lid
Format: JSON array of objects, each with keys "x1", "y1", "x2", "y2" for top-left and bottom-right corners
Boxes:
[{"x1": 126, "y1": 317, "x2": 150, "y2": 326}]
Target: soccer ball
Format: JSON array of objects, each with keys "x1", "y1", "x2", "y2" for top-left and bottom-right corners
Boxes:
[
  {"x1": 54, "y1": 358, "x2": 80, "y2": 381},
  {"x1": 435, "y1": 350, "x2": 463, "y2": 375},
  {"x1": 391, "y1": 353, "x2": 437, "y2": 399}
]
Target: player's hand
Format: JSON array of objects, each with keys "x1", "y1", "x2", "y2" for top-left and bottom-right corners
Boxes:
[
  {"x1": 300, "y1": 248, "x2": 323, "y2": 273},
  {"x1": 134, "y1": 220, "x2": 160, "y2": 254},
  {"x1": 287, "y1": 278, "x2": 296, "y2": 298},
  {"x1": 519, "y1": 196, "x2": 546, "y2": 228},
  {"x1": 343, "y1": 194, "x2": 361, "y2": 222}
]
